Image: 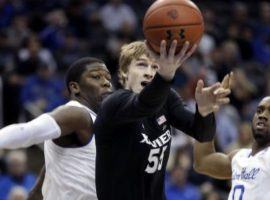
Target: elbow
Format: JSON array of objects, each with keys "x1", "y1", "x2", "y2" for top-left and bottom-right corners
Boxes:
[
  {"x1": 193, "y1": 162, "x2": 206, "y2": 175},
  {"x1": 193, "y1": 162, "x2": 202, "y2": 173}
]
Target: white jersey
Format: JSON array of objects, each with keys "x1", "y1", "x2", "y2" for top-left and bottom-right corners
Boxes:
[
  {"x1": 42, "y1": 100, "x2": 97, "y2": 200},
  {"x1": 228, "y1": 148, "x2": 270, "y2": 200}
]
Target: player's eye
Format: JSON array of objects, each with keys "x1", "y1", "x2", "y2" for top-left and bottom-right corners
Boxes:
[
  {"x1": 106, "y1": 76, "x2": 112, "y2": 81},
  {"x1": 152, "y1": 64, "x2": 159, "y2": 70},
  {"x1": 137, "y1": 62, "x2": 148, "y2": 67},
  {"x1": 257, "y1": 107, "x2": 263, "y2": 114},
  {"x1": 91, "y1": 75, "x2": 100, "y2": 80}
]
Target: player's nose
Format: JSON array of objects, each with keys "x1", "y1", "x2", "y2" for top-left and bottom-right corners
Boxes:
[
  {"x1": 101, "y1": 78, "x2": 111, "y2": 89},
  {"x1": 258, "y1": 113, "x2": 268, "y2": 122},
  {"x1": 144, "y1": 67, "x2": 155, "y2": 80}
]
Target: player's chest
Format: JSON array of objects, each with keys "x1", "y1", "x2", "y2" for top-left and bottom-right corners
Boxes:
[
  {"x1": 232, "y1": 153, "x2": 269, "y2": 183},
  {"x1": 135, "y1": 114, "x2": 171, "y2": 149},
  {"x1": 132, "y1": 114, "x2": 171, "y2": 174}
]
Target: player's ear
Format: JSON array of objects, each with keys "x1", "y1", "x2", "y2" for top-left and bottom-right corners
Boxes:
[
  {"x1": 69, "y1": 81, "x2": 80, "y2": 95},
  {"x1": 118, "y1": 70, "x2": 128, "y2": 86}
]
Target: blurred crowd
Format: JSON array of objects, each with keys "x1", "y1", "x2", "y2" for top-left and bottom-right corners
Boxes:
[{"x1": 0, "y1": 0, "x2": 270, "y2": 199}]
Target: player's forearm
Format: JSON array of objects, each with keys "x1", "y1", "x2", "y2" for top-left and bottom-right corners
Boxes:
[
  {"x1": 191, "y1": 105, "x2": 216, "y2": 142},
  {"x1": 0, "y1": 114, "x2": 61, "y2": 149},
  {"x1": 28, "y1": 166, "x2": 45, "y2": 200},
  {"x1": 193, "y1": 140, "x2": 216, "y2": 172},
  {"x1": 193, "y1": 140, "x2": 233, "y2": 179}
]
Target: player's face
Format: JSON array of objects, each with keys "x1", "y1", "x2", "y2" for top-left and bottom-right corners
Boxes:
[
  {"x1": 252, "y1": 97, "x2": 270, "y2": 146},
  {"x1": 79, "y1": 63, "x2": 112, "y2": 109},
  {"x1": 125, "y1": 54, "x2": 159, "y2": 93}
]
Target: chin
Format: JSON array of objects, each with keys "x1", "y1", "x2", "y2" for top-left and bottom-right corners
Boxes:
[{"x1": 253, "y1": 132, "x2": 270, "y2": 146}]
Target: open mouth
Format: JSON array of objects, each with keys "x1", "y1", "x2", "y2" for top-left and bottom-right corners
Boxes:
[
  {"x1": 256, "y1": 121, "x2": 267, "y2": 130},
  {"x1": 141, "y1": 81, "x2": 150, "y2": 87}
]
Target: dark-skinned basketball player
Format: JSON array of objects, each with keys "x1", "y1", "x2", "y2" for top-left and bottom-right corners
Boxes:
[{"x1": 0, "y1": 57, "x2": 112, "y2": 200}]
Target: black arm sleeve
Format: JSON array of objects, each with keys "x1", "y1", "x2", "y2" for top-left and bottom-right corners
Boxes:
[
  {"x1": 100, "y1": 73, "x2": 171, "y2": 124},
  {"x1": 166, "y1": 89, "x2": 216, "y2": 142}
]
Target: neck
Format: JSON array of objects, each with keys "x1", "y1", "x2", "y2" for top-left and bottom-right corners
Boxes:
[
  {"x1": 70, "y1": 95, "x2": 97, "y2": 113},
  {"x1": 251, "y1": 142, "x2": 270, "y2": 155}
]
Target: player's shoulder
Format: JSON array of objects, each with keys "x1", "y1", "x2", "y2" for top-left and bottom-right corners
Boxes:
[
  {"x1": 168, "y1": 88, "x2": 183, "y2": 100},
  {"x1": 229, "y1": 148, "x2": 251, "y2": 161},
  {"x1": 99, "y1": 89, "x2": 133, "y2": 115},
  {"x1": 165, "y1": 88, "x2": 184, "y2": 107},
  {"x1": 102, "y1": 89, "x2": 133, "y2": 105}
]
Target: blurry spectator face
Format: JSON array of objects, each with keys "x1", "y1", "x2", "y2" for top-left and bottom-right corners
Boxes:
[
  {"x1": 232, "y1": 68, "x2": 256, "y2": 100},
  {"x1": 27, "y1": 37, "x2": 41, "y2": 56},
  {"x1": 239, "y1": 122, "x2": 252, "y2": 145},
  {"x1": 206, "y1": 191, "x2": 220, "y2": 200},
  {"x1": 111, "y1": 0, "x2": 122, "y2": 6},
  {"x1": 13, "y1": 16, "x2": 28, "y2": 31},
  {"x1": 233, "y1": 2, "x2": 248, "y2": 23},
  {"x1": 221, "y1": 41, "x2": 239, "y2": 63},
  {"x1": 6, "y1": 150, "x2": 27, "y2": 178},
  {"x1": 170, "y1": 166, "x2": 188, "y2": 187},
  {"x1": 177, "y1": 151, "x2": 191, "y2": 169},
  {"x1": 210, "y1": 48, "x2": 223, "y2": 65},
  {"x1": 46, "y1": 10, "x2": 68, "y2": 27},
  {"x1": 8, "y1": 186, "x2": 27, "y2": 200},
  {"x1": 37, "y1": 65, "x2": 53, "y2": 80},
  {"x1": 260, "y1": 2, "x2": 270, "y2": 24},
  {"x1": 227, "y1": 23, "x2": 239, "y2": 39}
]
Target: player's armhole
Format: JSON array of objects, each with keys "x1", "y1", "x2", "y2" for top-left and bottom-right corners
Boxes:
[{"x1": 228, "y1": 149, "x2": 240, "y2": 163}]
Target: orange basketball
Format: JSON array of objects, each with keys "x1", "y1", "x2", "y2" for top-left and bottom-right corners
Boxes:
[{"x1": 143, "y1": 0, "x2": 204, "y2": 54}]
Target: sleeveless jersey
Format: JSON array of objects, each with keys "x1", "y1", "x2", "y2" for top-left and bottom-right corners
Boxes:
[
  {"x1": 228, "y1": 147, "x2": 270, "y2": 200},
  {"x1": 42, "y1": 100, "x2": 97, "y2": 200}
]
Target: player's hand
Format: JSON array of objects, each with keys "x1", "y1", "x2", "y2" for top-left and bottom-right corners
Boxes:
[
  {"x1": 146, "y1": 40, "x2": 197, "y2": 80},
  {"x1": 195, "y1": 72, "x2": 233, "y2": 116}
]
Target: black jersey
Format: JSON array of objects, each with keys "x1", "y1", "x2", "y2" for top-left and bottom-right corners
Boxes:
[{"x1": 94, "y1": 74, "x2": 215, "y2": 200}]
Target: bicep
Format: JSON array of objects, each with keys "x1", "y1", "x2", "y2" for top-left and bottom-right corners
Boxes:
[
  {"x1": 195, "y1": 152, "x2": 232, "y2": 179},
  {"x1": 166, "y1": 90, "x2": 195, "y2": 133},
  {"x1": 194, "y1": 141, "x2": 238, "y2": 180},
  {"x1": 49, "y1": 106, "x2": 92, "y2": 136}
]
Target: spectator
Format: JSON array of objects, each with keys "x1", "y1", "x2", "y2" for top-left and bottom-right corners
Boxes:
[
  {"x1": 20, "y1": 61, "x2": 66, "y2": 120},
  {"x1": 215, "y1": 105, "x2": 240, "y2": 151},
  {"x1": 39, "y1": 9, "x2": 68, "y2": 51},
  {"x1": 5, "y1": 14, "x2": 31, "y2": 50},
  {"x1": 252, "y1": 1, "x2": 270, "y2": 65},
  {"x1": 166, "y1": 165, "x2": 201, "y2": 200},
  {"x1": 8, "y1": 186, "x2": 27, "y2": 200},
  {"x1": 17, "y1": 34, "x2": 57, "y2": 74},
  {"x1": 226, "y1": 121, "x2": 253, "y2": 153},
  {"x1": 100, "y1": 0, "x2": 137, "y2": 33},
  {"x1": 0, "y1": 150, "x2": 35, "y2": 200}
]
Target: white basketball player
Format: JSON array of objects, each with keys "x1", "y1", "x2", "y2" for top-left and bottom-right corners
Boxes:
[
  {"x1": 194, "y1": 92, "x2": 270, "y2": 199},
  {"x1": 0, "y1": 57, "x2": 112, "y2": 200}
]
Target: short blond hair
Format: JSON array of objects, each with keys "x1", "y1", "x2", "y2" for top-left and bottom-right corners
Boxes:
[{"x1": 118, "y1": 41, "x2": 148, "y2": 85}]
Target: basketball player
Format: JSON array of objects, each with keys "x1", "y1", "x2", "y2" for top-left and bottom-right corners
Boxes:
[
  {"x1": 0, "y1": 57, "x2": 112, "y2": 200},
  {"x1": 194, "y1": 94, "x2": 270, "y2": 200},
  {"x1": 94, "y1": 40, "x2": 231, "y2": 200}
]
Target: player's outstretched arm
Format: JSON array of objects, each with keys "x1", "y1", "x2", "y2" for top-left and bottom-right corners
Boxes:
[
  {"x1": 28, "y1": 166, "x2": 45, "y2": 200},
  {"x1": 193, "y1": 140, "x2": 238, "y2": 180},
  {"x1": 167, "y1": 73, "x2": 233, "y2": 142},
  {"x1": 195, "y1": 72, "x2": 233, "y2": 117},
  {"x1": 0, "y1": 106, "x2": 92, "y2": 149}
]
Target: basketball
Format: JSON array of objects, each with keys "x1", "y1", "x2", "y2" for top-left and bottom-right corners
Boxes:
[{"x1": 143, "y1": 0, "x2": 204, "y2": 54}]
